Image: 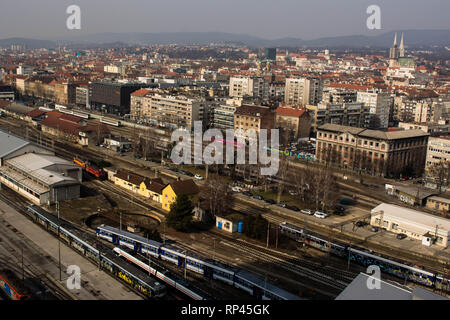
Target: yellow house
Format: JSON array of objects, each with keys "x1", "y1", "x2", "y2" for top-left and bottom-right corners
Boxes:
[
  {"x1": 114, "y1": 169, "x2": 164, "y2": 202},
  {"x1": 162, "y1": 180, "x2": 200, "y2": 211},
  {"x1": 139, "y1": 179, "x2": 164, "y2": 203}
]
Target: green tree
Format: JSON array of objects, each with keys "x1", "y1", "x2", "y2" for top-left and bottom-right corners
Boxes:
[
  {"x1": 166, "y1": 194, "x2": 194, "y2": 232},
  {"x1": 143, "y1": 229, "x2": 163, "y2": 242},
  {"x1": 243, "y1": 214, "x2": 268, "y2": 240}
]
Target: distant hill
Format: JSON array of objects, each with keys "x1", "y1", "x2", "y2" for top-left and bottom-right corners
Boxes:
[
  {"x1": 1, "y1": 30, "x2": 449, "y2": 49},
  {"x1": 0, "y1": 37, "x2": 56, "y2": 49},
  {"x1": 63, "y1": 30, "x2": 450, "y2": 48}
]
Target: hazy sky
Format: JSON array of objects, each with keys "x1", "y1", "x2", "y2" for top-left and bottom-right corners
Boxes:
[{"x1": 1, "y1": 0, "x2": 449, "y2": 40}]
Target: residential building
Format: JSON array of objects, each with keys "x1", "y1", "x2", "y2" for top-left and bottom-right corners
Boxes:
[
  {"x1": 161, "y1": 180, "x2": 200, "y2": 211},
  {"x1": 275, "y1": 106, "x2": 311, "y2": 141},
  {"x1": 212, "y1": 104, "x2": 237, "y2": 130},
  {"x1": 114, "y1": 169, "x2": 165, "y2": 203},
  {"x1": 234, "y1": 105, "x2": 275, "y2": 138},
  {"x1": 307, "y1": 102, "x2": 370, "y2": 132},
  {"x1": 426, "y1": 136, "x2": 450, "y2": 170},
  {"x1": 229, "y1": 76, "x2": 269, "y2": 100},
  {"x1": 357, "y1": 90, "x2": 391, "y2": 129},
  {"x1": 130, "y1": 90, "x2": 210, "y2": 130},
  {"x1": 0, "y1": 85, "x2": 15, "y2": 101},
  {"x1": 316, "y1": 123, "x2": 429, "y2": 177},
  {"x1": 285, "y1": 77, "x2": 323, "y2": 106}
]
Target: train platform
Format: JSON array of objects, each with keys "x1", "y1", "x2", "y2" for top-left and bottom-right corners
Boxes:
[{"x1": 0, "y1": 198, "x2": 143, "y2": 300}]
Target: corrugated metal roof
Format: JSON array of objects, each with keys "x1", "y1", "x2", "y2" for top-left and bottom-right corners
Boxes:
[
  {"x1": 0, "y1": 129, "x2": 30, "y2": 159},
  {"x1": 5, "y1": 153, "x2": 78, "y2": 186}
]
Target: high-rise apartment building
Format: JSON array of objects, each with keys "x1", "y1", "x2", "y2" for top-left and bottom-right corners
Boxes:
[
  {"x1": 285, "y1": 77, "x2": 323, "y2": 106},
  {"x1": 229, "y1": 76, "x2": 269, "y2": 101}
]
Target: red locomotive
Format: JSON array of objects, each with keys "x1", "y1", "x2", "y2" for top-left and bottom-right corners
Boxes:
[{"x1": 73, "y1": 157, "x2": 106, "y2": 180}]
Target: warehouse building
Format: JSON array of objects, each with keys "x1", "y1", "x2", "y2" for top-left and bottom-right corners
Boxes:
[
  {"x1": 0, "y1": 129, "x2": 54, "y2": 165},
  {"x1": 370, "y1": 203, "x2": 450, "y2": 248},
  {"x1": 0, "y1": 129, "x2": 81, "y2": 205}
]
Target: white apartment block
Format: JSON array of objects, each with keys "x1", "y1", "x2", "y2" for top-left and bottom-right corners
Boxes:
[
  {"x1": 426, "y1": 136, "x2": 450, "y2": 170},
  {"x1": 357, "y1": 91, "x2": 391, "y2": 129},
  {"x1": 285, "y1": 77, "x2": 323, "y2": 106},
  {"x1": 229, "y1": 76, "x2": 269, "y2": 100},
  {"x1": 131, "y1": 91, "x2": 209, "y2": 130}
]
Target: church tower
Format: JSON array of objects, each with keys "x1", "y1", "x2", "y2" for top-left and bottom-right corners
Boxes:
[
  {"x1": 399, "y1": 33, "x2": 405, "y2": 57},
  {"x1": 389, "y1": 33, "x2": 399, "y2": 60}
]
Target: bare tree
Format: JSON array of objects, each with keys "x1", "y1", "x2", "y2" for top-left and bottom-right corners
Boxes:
[
  {"x1": 428, "y1": 161, "x2": 450, "y2": 192},
  {"x1": 200, "y1": 175, "x2": 232, "y2": 217}
]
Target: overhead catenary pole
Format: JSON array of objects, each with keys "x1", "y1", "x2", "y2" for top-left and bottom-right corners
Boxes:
[
  {"x1": 57, "y1": 192, "x2": 62, "y2": 281},
  {"x1": 266, "y1": 222, "x2": 270, "y2": 248}
]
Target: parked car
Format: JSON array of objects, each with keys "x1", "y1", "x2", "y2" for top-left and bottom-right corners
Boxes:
[
  {"x1": 277, "y1": 202, "x2": 287, "y2": 208},
  {"x1": 194, "y1": 174, "x2": 204, "y2": 180},
  {"x1": 333, "y1": 210, "x2": 346, "y2": 216},
  {"x1": 370, "y1": 226, "x2": 379, "y2": 232},
  {"x1": 287, "y1": 205, "x2": 300, "y2": 212},
  {"x1": 301, "y1": 209, "x2": 312, "y2": 215},
  {"x1": 314, "y1": 211, "x2": 328, "y2": 219},
  {"x1": 335, "y1": 205, "x2": 345, "y2": 212},
  {"x1": 396, "y1": 233, "x2": 407, "y2": 240},
  {"x1": 252, "y1": 195, "x2": 264, "y2": 200},
  {"x1": 232, "y1": 186, "x2": 243, "y2": 192},
  {"x1": 355, "y1": 221, "x2": 366, "y2": 227},
  {"x1": 265, "y1": 199, "x2": 276, "y2": 204},
  {"x1": 288, "y1": 190, "x2": 298, "y2": 196},
  {"x1": 242, "y1": 191, "x2": 253, "y2": 197},
  {"x1": 184, "y1": 171, "x2": 194, "y2": 177}
]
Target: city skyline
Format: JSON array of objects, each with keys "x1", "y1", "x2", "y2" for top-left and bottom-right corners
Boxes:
[{"x1": 0, "y1": 0, "x2": 449, "y2": 40}]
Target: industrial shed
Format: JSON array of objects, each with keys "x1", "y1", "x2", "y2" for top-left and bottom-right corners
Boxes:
[
  {"x1": 0, "y1": 152, "x2": 81, "y2": 205},
  {"x1": 371, "y1": 203, "x2": 450, "y2": 248}
]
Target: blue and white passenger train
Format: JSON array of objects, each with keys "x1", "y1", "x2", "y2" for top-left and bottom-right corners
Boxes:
[
  {"x1": 279, "y1": 222, "x2": 450, "y2": 292},
  {"x1": 96, "y1": 224, "x2": 302, "y2": 300},
  {"x1": 26, "y1": 205, "x2": 166, "y2": 299}
]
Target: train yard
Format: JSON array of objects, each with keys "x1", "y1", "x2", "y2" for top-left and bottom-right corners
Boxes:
[{"x1": 0, "y1": 114, "x2": 449, "y2": 299}]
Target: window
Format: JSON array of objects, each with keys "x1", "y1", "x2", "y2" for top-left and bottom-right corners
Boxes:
[{"x1": 392, "y1": 223, "x2": 399, "y2": 230}]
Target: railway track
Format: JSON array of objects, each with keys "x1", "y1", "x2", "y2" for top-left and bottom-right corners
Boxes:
[{"x1": 0, "y1": 197, "x2": 75, "y2": 300}]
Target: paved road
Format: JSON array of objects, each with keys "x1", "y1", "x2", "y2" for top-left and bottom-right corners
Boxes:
[{"x1": 0, "y1": 199, "x2": 143, "y2": 300}]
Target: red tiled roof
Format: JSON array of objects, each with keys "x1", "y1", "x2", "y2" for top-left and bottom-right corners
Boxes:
[
  {"x1": 275, "y1": 106, "x2": 307, "y2": 118},
  {"x1": 26, "y1": 108, "x2": 46, "y2": 118},
  {"x1": 0, "y1": 100, "x2": 12, "y2": 108},
  {"x1": 131, "y1": 89, "x2": 151, "y2": 97},
  {"x1": 41, "y1": 117, "x2": 81, "y2": 136}
]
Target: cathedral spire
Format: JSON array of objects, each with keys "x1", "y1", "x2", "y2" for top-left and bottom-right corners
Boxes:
[
  {"x1": 399, "y1": 33, "x2": 405, "y2": 57},
  {"x1": 393, "y1": 33, "x2": 398, "y2": 47}
]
